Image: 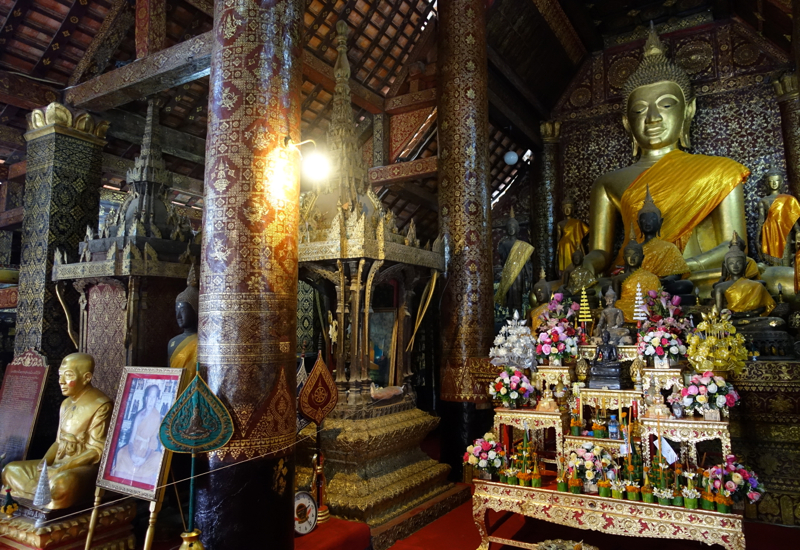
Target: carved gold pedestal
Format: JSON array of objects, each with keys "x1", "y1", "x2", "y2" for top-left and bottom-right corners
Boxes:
[
  {"x1": 639, "y1": 417, "x2": 732, "y2": 466},
  {"x1": 296, "y1": 397, "x2": 454, "y2": 548},
  {"x1": 0, "y1": 503, "x2": 135, "y2": 550}
]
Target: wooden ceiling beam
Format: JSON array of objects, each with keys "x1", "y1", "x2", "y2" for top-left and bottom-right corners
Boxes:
[
  {"x1": 183, "y1": 0, "x2": 212, "y2": 16},
  {"x1": 100, "y1": 109, "x2": 206, "y2": 164},
  {"x1": 135, "y1": 0, "x2": 167, "y2": 58},
  {"x1": 375, "y1": 1, "x2": 436, "y2": 91},
  {"x1": 0, "y1": 124, "x2": 24, "y2": 150},
  {"x1": 314, "y1": 0, "x2": 359, "y2": 53},
  {"x1": 385, "y1": 88, "x2": 436, "y2": 115},
  {"x1": 0, "y1": 69, "x2": 61, "y2": 110},
  {"x1": 66, "y1": 31, "x2": 213, "y2": 111},
  {"x1": 67, "y1": 30, "x2": 384, "y2": 114},
  {"x1": 368, "y1": 156, "x2": 437, "y2": 186},
  {"x1": 304, "y1": 0, "x2": 340, "y2": 46},
  {"x1": 69, "y1": 0, "x2": 135, "y2": 86},
  {"x1": 487, "y1": 46, "x2": 550, "y2": 120},
  {"x1": 385, "y1": 182, "x2": 438, "y2": 212},
  {"x1": 355, "y1": 115, "x2": 373, "y2": 147},
  {"x1": 0, "y1": 0, "x2": 28, "y2": 51}
]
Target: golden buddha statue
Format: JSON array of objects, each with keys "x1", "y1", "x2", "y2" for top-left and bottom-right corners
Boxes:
[
  {"x1": 495, "y1": 208, "x2": 534, "y2": 314},
  {"x1": 528, "y1": 270, "x2": 550, "y2": 334},
  {"x1": 585, "y1": 26, "x2": 749, "y2": 277},
  {"x1": 2, "y1": 353, "x2": 111, "y2": 509},
  {"x1": 757, "y1": 168, "x2": 800, "y2": 267},
  {"x1": 714, "y1": 237, "x2": 775, "y2": 318},
  {"x1": 556, "y1": 194, "x2": 589, "y2": 275},
  {"x1": 613, "y1": 225, "x2": 661, "y2": 322},
  {"x1": 168, "y1": 264, "x2": 198, "y2": 379}
]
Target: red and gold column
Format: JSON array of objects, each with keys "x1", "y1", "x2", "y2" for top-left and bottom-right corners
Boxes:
[
  {"x1": 195, "y1": 1, "x2": 303, "y2": 547},
  {"x1": 774, "y1": 74, "x2": 800, "y2": 196},
  {"x1": 437, "y1": 0, "x2": 495, "y2": 478}
]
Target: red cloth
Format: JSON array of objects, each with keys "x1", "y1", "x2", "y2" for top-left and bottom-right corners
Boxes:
[{"x1": 295, "y1": 516, "x2": 370, "y2": 550}]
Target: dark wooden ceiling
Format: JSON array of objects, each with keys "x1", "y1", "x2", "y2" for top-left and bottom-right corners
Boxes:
[{"x1": 0, "y1": 0, "x2": 794, "y2": 241}]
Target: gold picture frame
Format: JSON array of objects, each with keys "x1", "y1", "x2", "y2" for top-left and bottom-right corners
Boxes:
[{"x1": 96, "y1": 366, "x2": 185, "y2": 501}]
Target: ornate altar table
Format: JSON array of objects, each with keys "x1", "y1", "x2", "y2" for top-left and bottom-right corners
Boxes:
[
  {"x1": 472, "y1": 480, "x2": 745, "y2": 550},
  {"x1": 639, "y1": 417, "x2": 732, "y2": 467},
  {"x1": 493, "y1": 408, "x2": 569, "y2": 459}
]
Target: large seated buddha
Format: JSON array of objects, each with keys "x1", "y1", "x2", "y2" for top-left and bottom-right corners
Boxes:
[{"x1": 584, "y1": 27, "x2": 749, "y2": 278}]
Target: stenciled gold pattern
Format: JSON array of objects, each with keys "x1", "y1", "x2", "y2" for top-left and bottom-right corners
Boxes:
[
  {"x1": 493, "y1": 408, "x2": 570, "y2": 459},
  {"x1": 438, "y1": 0, "x2": 494, "y2": 403},
  {"x1": 198, "y1": 0, "x2": 304, "y2": 461},
  {"x1": 472, "y1": 481, "x2": 746, "y2": 550}
]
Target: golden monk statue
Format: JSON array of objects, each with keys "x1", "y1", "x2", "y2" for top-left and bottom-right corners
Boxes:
[
  {"x1": 612, "y1": 225, "x2": 661, "y2": 322},
  {"x1": 585, "y1": 26, "x2": 749, "y2": 277},
  {"x1": 528, "y1": 270, "x2": 550, "y2": 334},
  {"x1": 2, "y1": 353, "x2": 111, "y2": 509},
  {"x1": 110, "y1": 385, "x2": 163, "y2": 485},
  {"x1": 557, "y1": 194, "x2": 589, "y2": 275},
  {"x1": 715, "y1": 237, "x2": 776, "y2": 319},
  {"x1": 168, "y1": 264, "x2": 198, "y2": 379},
  {"x1": 757, "y1": 168, "x2": 800, "y2": 267},
  {"x1": 495, "y1": 209, "x2": 534, "y2": 314}
]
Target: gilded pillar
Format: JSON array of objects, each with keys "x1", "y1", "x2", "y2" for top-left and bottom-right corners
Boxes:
[
  {"x1": 16, "y1": 103, "x2": 106, "y2": 454},
  {"x1": 532, "y1": 121, "x2": 562, "y2": 278},
  {"x1": 437, "y1": 0, "x2": 494, "y2": 479},
  {"x1": 774, "y1": 74, "x2": 800, "y2": 196},
  {"x1": 372, "y1": 112, "x2": 390, "y2": 166},
  {"x1": 195, "y1": 1, "x2": 303, "y2": 548}
]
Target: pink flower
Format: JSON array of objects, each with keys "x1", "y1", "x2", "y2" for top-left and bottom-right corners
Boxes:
[
  {"x1": 726, "y1": 464, "x2": 735, "y2": 473},
  {"x1": 481, "y1": 441, "x2": 492, "y2": 451},
  {"x1": 536, "y1": 344, "x2": 543, "y2": 354},
  {"x1": 661, "y1": 338, "x2": 669, "y2": 346},
  {"x1": 542, "y1": 344, "x2": 552, "y2": 355},
  {"x1": 510, "y1": 375, "x2": 520, "y2": 384},
  {"x1": 571, "y1": 302, "x2": 580, "y2": 311},
  {"x1": 514, "y1": 370, "x2": 522, "y2": 377},
  {"x1": 553, "y1": 293, "x2": 563, "y2": 302},
  {"x1": 671, "y1": 295, "x2": 681, "y2": 306},
  {"x1": 648, "y1": 290, "x2": 658, "y2": 298},
  {"x1": 557, "y1": 342, "x2": 565, "y2": 352},
  {"x1": 480, "y1": 452, "x2": 488, "y2": 460},
  {"x1": 703, "y1": 371, "x2": 714, "y2": 378},
  {"x1": 700, "y1": 377, "x2": 711, "y2": 385},
  {"x1": 713, "y1": 479, "x2": 722, "y2": 489},
  {"x1": 725, "y1": 481, "x2": 737, "y2": 492},
  {"x1": 681, "y1": 388, "x2": 689, "y2": 397},
  {"x1": 698, "y1": 386, "x2": 707, "y2": 395},
  {"x1": 747, "y1": 491, "x2": 761, "y2": 502},
  {"x1": 688, "y1": 385, "x2": 699, "y2": 395},
  {"x1": 725, "y1": 394, "x2": 736, "y2": 407},
  {"x1": 510, "y1": 383, "x2": 518, "y2": 390},
  {"x1": 738, "y1": 469, "x2": 750, "y2": 480},
  {"x1": 463, "y1": 452, "x2": 470, "y2": 462},
  {"x1": 655, "y1": 346, "x2": 664, "y2": 356}
]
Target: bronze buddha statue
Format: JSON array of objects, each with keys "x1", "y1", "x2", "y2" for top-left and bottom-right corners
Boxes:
[
  {"x1": 593, "y1": 288, "x2": 633, "y2": 345},
  {"x1": 168, "y1": 264, "x2": 198, "y2": 379},
  {"x1": 757, "y1": 168, "x2": 800, "y2": 267},
  {"x1": 611, "y1": 225, "x2": 660, "y2": 322},
  {"x1": 714, "y1": 237, "x2": 776, "y2": 323},
  {"x1": 588, "y1": 331, "x2": 628, "y2": 390},
  {"x1": 584, "y1": 26, "x2": 749, "y2": 278},
  {"x1": 2, "y1": 353, "x2": 111, "y2": 509},
  {"x1": 495, "y1": 208, "x2": 534, "y2": 315},
  {"x1": 528, "y1": 269, "x2": 550, "y2": 334}
]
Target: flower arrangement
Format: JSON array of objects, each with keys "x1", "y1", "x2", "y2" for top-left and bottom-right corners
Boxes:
[
  {"x1": 706, "y1": 455, "x2": 765, "y2": 505},
  {"x1": 638, "y1": 329, "x2": 686, "y2": 362},
  {"x1": 686, "y1": 306, "x2": 747, "y2": 374},
  {"x1": 490, "y1": 310, "x2": 537, "y2": 371},
  {"x1": 680, "y1": 371, "x2": 740, "y2": 415},
  {"x1": 639, "y1": 290, "x2": 692, "y2": 336},
  {"x1": 463, "y1": 433, "x2": 505, "y2": 475},
  {"x1": 566, "y1": 442, "x2": 617, "y2": 486},
  {"x1": 535, "y1": 324, "x2": 579, "y2": 364},
  {"x1": 488, "y1": 366, "x2": 535, "y2": 407},
  {"x1": 535, "y1": 293, "x2": 580, "y2": 332}
]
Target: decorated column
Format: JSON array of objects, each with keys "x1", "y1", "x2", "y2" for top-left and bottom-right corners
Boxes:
[
  {"x1": 16, "y1": 103, "x2": 106, "y2": 454},
  {"x1": 774, "y1": 74, "x2": 800, "y2": 196},
  {"x1": 532, "y1": 120, "x2": 562, "y2": 279},
  {"x1": 437, "y1": 0, "x2": 494, "y2": 479},
  {"x1": 195, "y1": 1, "x2": 303, "y2": 548}
]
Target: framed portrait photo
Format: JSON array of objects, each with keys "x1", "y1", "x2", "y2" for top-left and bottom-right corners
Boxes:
[{"x1": 97, "y1": 367, "x2": 185, "y2": 501}]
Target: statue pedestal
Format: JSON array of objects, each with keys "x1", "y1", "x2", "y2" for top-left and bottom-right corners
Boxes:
[
  {"x1": 0, "y1": 502, "x2": 135, "y2": 550},
  {"x1": 296, "y1": 397, "x2": 462, "y2": 550}
]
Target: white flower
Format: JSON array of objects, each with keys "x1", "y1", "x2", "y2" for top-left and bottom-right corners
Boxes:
[
  {"x1": 584, "y1": 460, "x2": 593, "y2": 469},
  {"x1": 708, "y1": 382, "x2": 718, "y2": 393},
  {"x1": 500, "y1": 388, "x2": 507, "y2": 395},
  {"x1": 494, "y1": 458, "x2": 501, "y2": 467},
  {"x1": 645, "y1": 346, "x2": 655, "y2": 356},
  {"x1": 683, "y1": 396, "x2": 693, "y2": 407},
  {"x1": 479, "y1": 459, "x2": 487, "y2": 468},
  {"x1": 716, "y1": 396, "x2": 727, "y2": 408},
  {"x1": 679, "y1": 345, "x2": 687, "y2": 354},
  {"x1": 585, "y1": 470, "x2": 595, "y2": 480},
  {"x1": 488, "y1": 450, "x2": 497, "y2": 459},
  {"x1": 669, "y1": 346, "x2": 678, "y2": 355},
  {"x1": 510, "y1": 391, "x2": 518, "y2": 399}
]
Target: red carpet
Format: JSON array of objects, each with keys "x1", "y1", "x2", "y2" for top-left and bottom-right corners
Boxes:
[
  {"x1": 389, "y1": 500, "x2": 799, "y2": 550},
  {"x1": 296, "y1": 516, "x2": 371, "y2": 550}
]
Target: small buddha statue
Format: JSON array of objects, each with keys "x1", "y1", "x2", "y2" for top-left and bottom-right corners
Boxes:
[
  {"x1": 168, "y1": 264, "x2": 198, "y2": 379},
  {"x1": 2, "y1": 353, "x2": 112, "y2": 509},
  {"x1": 592, "y1": 287, "x2": 633, "y2": 345},
  {"x1": 644, "y1": 376, "x2": 671, "y2": 418},
  {"x1": 588, "y1": 331, "x2": 627, "y2": 390},
  {"x1": 495, "y1": 208, "x2": 534, "y2": 314},
  {"x1": 528, "y1": 270, "x2": 551, "y2": 334},
  {"x1": 757, "y1": 168, "x2": 800, "y2": 266},
  {"x1": 612, "y1": 225, "x2": 661, "y2": 322},
  {"x1": 583, "y1": 26, "x2": 749, "y2": 277},
  {"x1": 556, "y1": 194, "x2": 589, "y2": 275},
  {"x1": 637, "y1": 184, "x2": 694, "y2": 296},
  {"x1": 563, "y1": 249, "x2": 597, "y2": 297},
  {"x1": 714, "y1": 236, "x2": 777, "y2": 325}
]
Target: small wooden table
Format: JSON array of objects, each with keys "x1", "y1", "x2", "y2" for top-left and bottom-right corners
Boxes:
[
  {"x1": 472, "y1": 481, "x2": 745, "y2": 550},
  {"x1": 493, "y1": 408, "x2": 569, "y2": 460},
  {"x1": 639, "y1": 417, "x2": 732, "y2": 466}
]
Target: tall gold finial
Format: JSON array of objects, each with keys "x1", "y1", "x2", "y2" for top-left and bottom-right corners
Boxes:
[
  {"x1": 509, "y1": 206, "x2": 516, "y2": 219},
  {"x1": 643, "y1": 21, "x2": 665, "y2": 57},
  {"x1": 176, "y1": 263, "x2": 200, "y2": 312},
  {"x1": 539, "y1": 267, "x2": 546, "y2": 280},
  {"x1": 625, "y1": 222, "x2": 644, "y2": 254},
  {"x1": 622, "y1": 22, "x2": 693, "y2": 104}
]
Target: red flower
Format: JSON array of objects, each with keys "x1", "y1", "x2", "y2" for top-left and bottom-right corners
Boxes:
[
  {"x1": 661, "y1": 338, "x2": 669, "y2": 346},
  {"x1": 552, "y1": 334, "x2": 559, "y2": 342},
  {"x1": 725, "y1": 394, "x2": 736, "y2": 407},
  {"x1": 481, "y1": 441, "x2": 492, "y2": 451},
  {"x1": 655, "y1": 346, "x2": 664, "y2": 356},
  {"x1": 495, "y1": 382, "x2": 504, "y2": 391},
  {"x1": 652, "y1": 315, "x2": 663, "y2": 322}
]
